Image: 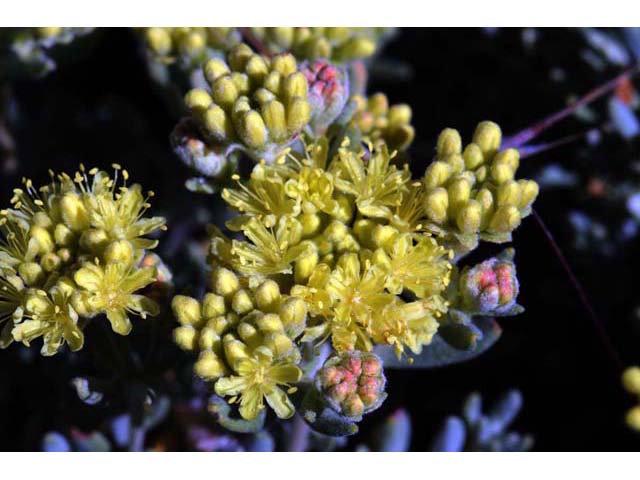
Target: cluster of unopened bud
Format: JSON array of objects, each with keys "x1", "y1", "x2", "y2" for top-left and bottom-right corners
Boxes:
[
  {"x1": 300, "y1": 60, "x2": 349, "y2": 135},
  {"x1": 422, "y1": 121, "x2": 539, "y2": 250},
  {"x1": 251, "y1": 27, "x2": 389, "y2": 63},
  {"x1": 458, "y1": 248, "x2": 520, "y2": 315},
  {"x1": 172, "y1": 266, "x2": 308, "y2": 381},
  {"x1": 139, "y1": 27, "x2": 240, "y2": 67},
  {"x1": 183, "y1": 44, "x2": 312, "y2": 162},
  {"x1": 316, "y1": 351, "x2": 386, "y2": 418},
  {"x1": 350, "y1": 93, "x2": 415, "y2": 153}
]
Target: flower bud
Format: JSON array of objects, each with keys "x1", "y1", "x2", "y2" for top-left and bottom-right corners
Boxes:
[
  {"x1": 145, "y1": 27, "x2": 172, "y2": 56},
  {"x1": 172, "y1": 295, "x2": 202, "y2": 326},
  {"x1": 301, "y1": 60, "x2": 349, "y2": 134},
  {"x1": 231, "y1": 289, "x2": 254, "y2": 315},
  {"x1": 459, "y1": 250, "x2": 520, "y2": 315},
  {"x1": 456, "y1": 200, "x2": 482, "y2": 234},
  {"x1": 489, "y1": 205, "x2": 521, "y2": 233},
  {"x1": 494, "y1": 148, "x2": 520, "y2": 171},
  {"x1": 204, "y1": 58, "x2": 230, "y2": 84},
  {"x1": 60, "y1": 193, "x2": 90, "y2": 231},
  {"x1": 437, "y1": 128, "x2": 462, "y2": 158},
  {"x1": 491, "y1": 162, "x2": 515, "y2": 184},
  {"x1": 40, "y1": 253, "x2": 61, "y2": 272},
  {"x1": 472, "y1": 121, "x2": 502, "y2": 156},
  {"x1": 253, "y1": 280, "x2": 281, "y2": 312},
  {"x1": 185, "y1": 89, "x2": 213, "y2": 113},
  {"x1": 79, "y1": 228, "x2": 109, "y2": 254},
  {"x1": 195, "y1": 350, "x2": 227, "y2": 380},
  {"x1": 173, "y1": 325, "x2": 198, "y2": 351},
  {"x1": 261, "y1": 100, "x2": 287, "y2": 142},
  {"x1": 626, "y1": 406, "x2": 640, "y2": 431},
  {"x1": 202, "y1": 293, "x2": 226, "y2": 319},
  {"x1": 496, "y1": 180, "x2": 522, "y2": 207},
  {"x1": 103, "y1": 240, "x2": 134, "y2": 266},
  {"x1": 463, "y1": 143, "x2": 484, "y2": 170},
  {"x1": 423, "y1": 161, "x2": 452, "y2": 189},
  {"x1": 424, "y1": 187, "x2": 449, "y2": 225},
  {"x1": 212, "y1": 267, "x2": 240, "y2": 298},
  {"x1": 623, "y1": 367, "x2": 640, "y2": 395},
  {"x1": 53, "y1": 223, "x2": 74, "y2": 247},
  {"x1": 18, "y1": 262, "x2": 44, "y2": 286},
  {"x1": 278, "y1": 297, "x2": 307, "y2": 338},
  {"x1": 518, "y1": 180, "x2": 539, "y2": 209}
]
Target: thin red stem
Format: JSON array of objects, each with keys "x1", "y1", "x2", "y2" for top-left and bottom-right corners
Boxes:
[{"x1": 532, "y1": 209, "x2": 623, "y2": 372}]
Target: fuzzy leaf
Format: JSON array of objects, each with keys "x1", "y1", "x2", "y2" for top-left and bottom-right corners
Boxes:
[{"x1": 376, "y1": 317, "x2": 502, "y2": 369}]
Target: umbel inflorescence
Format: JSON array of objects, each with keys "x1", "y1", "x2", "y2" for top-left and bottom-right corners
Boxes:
[
  {"x1": 0, "y1": 165, "x2": 166, "y2": 355},
  {"x1": 171, "y1": 119, "x2": 538, "y2": 421}
]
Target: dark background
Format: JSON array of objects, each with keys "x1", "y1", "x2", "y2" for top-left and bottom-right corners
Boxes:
[{"x1": 1, "y1": 27, "x2": 638, "y2": 451}]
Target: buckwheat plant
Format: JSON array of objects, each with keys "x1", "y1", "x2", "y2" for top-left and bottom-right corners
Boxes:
[{"x1": 0, "y1": 165, "x2": 166, "y2": 356}]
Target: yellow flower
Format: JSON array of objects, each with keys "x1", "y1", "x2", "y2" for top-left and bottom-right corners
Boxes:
[
  {"x1": 382, "y1": 233, "x2": 451, "y2": 298},
  {"x1": 222, "y1": 165, "x2": 300, "y2": 230},
  {"x1": 325, "y1": 253, "x2": 394, "y2": 352},
  {"x1": 229, "y1": 216, "x2": 313, "y2": 275},
  {"x1": 0, "y1": 269, "x2": 25, "y2": 347},
  {"x1": 331, "y1": 143, "x2": 410, "y2": 219},
  {"x1": 214, "y1": 345, "x2": 302, "y2": 420},
  {"x1": 80, "y1": 172, "x2": 166, "y2": 250},
  {"x1": 13, "y1": 280, "x2": 84, "y2": 356},
  {"x1": 73, "y1": 262, "x2": 159, "y2": 335}
]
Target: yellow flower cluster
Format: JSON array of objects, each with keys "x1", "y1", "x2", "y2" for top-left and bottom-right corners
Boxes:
[
  {"x1": 623, "y1": 367, "x2": 640, "y2": 430},
  {"x1": 0, "y1": 165, "x2": 166, "y2": 355},
  {"x1": 422, "y1": 121, "x2": 539, "y2": 253},
  {"x1": 139, "y1": 27, "x2": 241, "y2": 66},
  {"x1": 184, "y1": 44, "x2": 312, "y2": 162},
  {"x1": 250, "y1": 28, "x2": 391, "y2": 63},
  {"x1": 172, "y1": 272, "x2": 305, "y2": 420},
  {"x1": 349, "y1": 93, "x2": 415, "y2": 153}
]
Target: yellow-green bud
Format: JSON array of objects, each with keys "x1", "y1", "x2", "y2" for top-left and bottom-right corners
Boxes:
[
  {"x1": 518, "y1": 180, "x2": 539, "y2": 209},
  {"x1": 496, "y1": 180, "x2": 522, "y2": 207},
  {"x1": 199, "y1": 327, "x2": 221, "y2": 351},
  {"x1": 245, "y1": 55, "x2": 270, "y2": 84},
  {"x1": 264, "y1": 332, "x2": 293, "y2": 358},
  {"x1": 300, "y1": 213, "x2": 322, "y2": 237},
  {"x1": 32, "y1": 212, "x2": 53, "y2": 229},
  {"x1": 324, "y1": 221, "x2": 349, "y2": 243},
  {"x1": 228, "y1": 44, "x2": 254, "y2": 72},
  {"x1": 443, "y1": 154, "x2": 465, "y2": 175},
  {"x1": 54, "y1": 223, "x2": 74, "y2": 247},
  {"x1": 257, "y1": 313, "x2": 284, "y2": 333},
  {"x1": 424, "y1": 161, "x2": 452, "y2": 189},
  {"x1": 204, "y1": 58, "x2": 230, "y2": 84},
  {"x1": 437, "y1": 128, "x2": 462, "y2": 158},
  {"x1": 211, "y1": 76, "x2": 239, "y2": 110},
  {"x1": 79, "y1": 228, "x2": 109, "y2": 253},
  {"x1": 202, "y1": 105, "x2": 233, "y2": 142},
  {"x1": 172, "y1": 295, "x2": 202, "y2": 326},
  {"x1": 623, "y1": 367, "x2": 640, "y2": 395},
  {"x1": 456, "y1": 200, "x2": 482, "y2": 234},
  {"x1": 212, "y1": 267, "x2": 240, "y2": 298},
  {"x1": 626, "y1": 406, "x2": 640, "y2": 431},
  {"x1": 261, "y1": 100, "x2": 287, "y2": 142},
  {"x1": 447, "y1": 177, "x2": 471, "y2": 211},
  {"x1": 103, "y1": 240, "x2": 135, "y2": 266},
  {"x1": 271, "y1": 53, "x2": 297, "y2": 76},
  {"x1": 424, "y1": 188, "x2": 449, "y2": 225},
  {"x1": 255, "y1": 280, "x2": 281, "y2": 312},
  {"x1": 491, "y1": 162, "x2": 515, "y2": 184},
  {"x1": 372, "y1": 224, "x2": 398, "y2": 251},
  {"x1": 173, "y1": 325, "x2": 198, "y2": 351},
  {"x1": 223, "y1": 334, "x2": 250, "y2": 366},
  {"x1": 463, "y1": 143, "x2": 484, "y2": 170},
  {"x1": 295, "y1": 249, "x2": 319, "y2": 284},
  {"x1": 29, "y1": 225, "x2": 54, "y2": 255},
  {"x1": 473, "y1": 121, "x2": 502, "y2": 156},
  {"x1": 286, "y1": 97, "x2": 311, "y2": 133},
  {"x1": 145, "y1": 27, "x2": 172, "y2": 55},
  {"x1": 494, "y1": 148, "x2": 520, "y2": 171},
  {"x1": 178, "y1": 31, "x2": 205, "y2": 56},
  {"x1": 489, "y1": 206, "x2": 521, "y2": 233},
  {"x1": 18, "y1": 262, "x2": 44, "y2": 286},
  {"x1": 202, "y1": 293, "x2": 226, "y2": 319},
  {"x1": 283, "y1": 72, "x2": 308, "y2": 102},
  {"x1": 278, "y1": 297, "x2": 307, "y2": 337},
  {"x1": 231, "y1": 289, "x2": 254, "y2": 314},
  {"x1": 40, "y1": 253, "x2": 61, "y2": 272},
  {"x1": 388, "y1": 104, "x2": 412, "y2": 126},
  {"x1": 240, "y1": 110, "x2": 268, "y2": 149},
  {"x1": 195, "y1": 351, "x2": 227, "y2": 380},
  {"x1": 60, "y1": 193, "x2": 90, "y2": 231}
]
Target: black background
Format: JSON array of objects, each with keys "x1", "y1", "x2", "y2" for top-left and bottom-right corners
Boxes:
[{"x1": 1, "y1": 27, "x2": 638, "y2": 451}]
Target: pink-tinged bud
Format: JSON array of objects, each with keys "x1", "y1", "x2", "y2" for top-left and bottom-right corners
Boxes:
[
  {"x1": 362, "y1": 356, "x2": 382, "y2": 376},
  {"x1": 300, "y1": 60, "x2": 349, "y2": 134},
  {"x1": 331, "y1": 382, "x2": 350, "y2": 403},
  {"x1": 343, "y1": 394, "x2": 365, "y2": 417},
  {"x1": 315, "y1": 351, "x2": 387, "y2": 419},
  {"x1": 319, "y1": 366, "x2": 343, "y2": 387},
  {"x1": 459, "y1": 249, "x2": 520, "y2": 315},
  {"x1": 345, "y1": 357, "x2": 362, "y2": 376}
]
